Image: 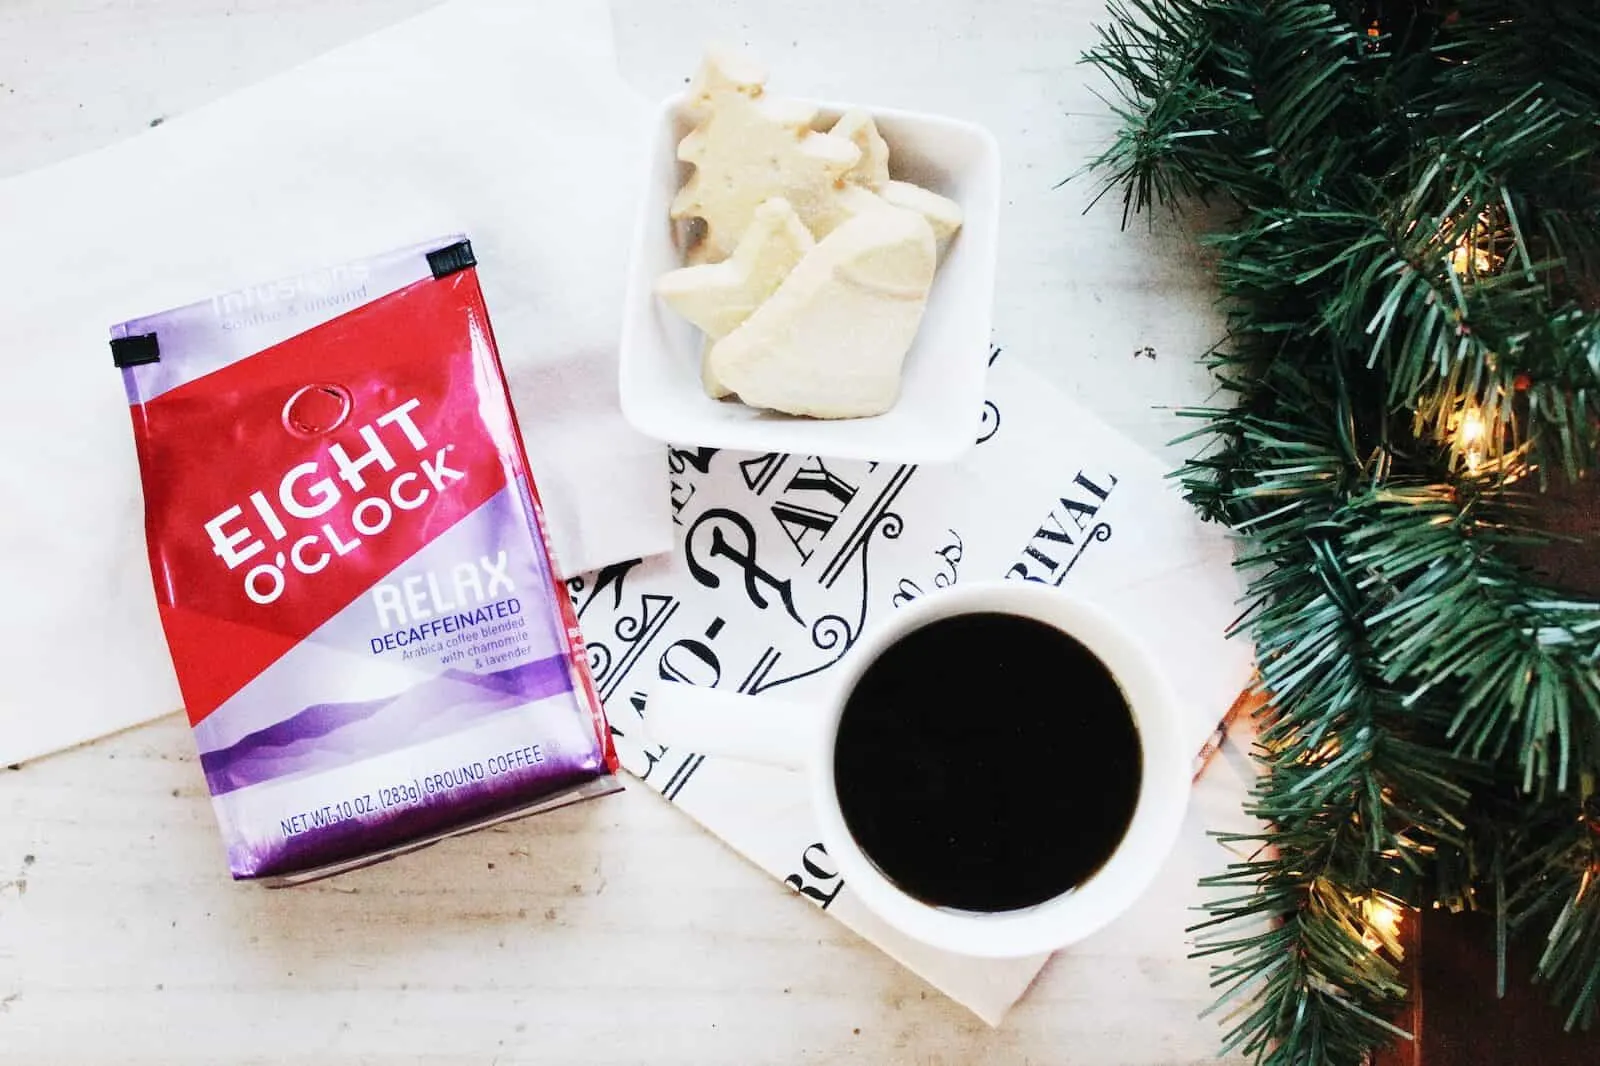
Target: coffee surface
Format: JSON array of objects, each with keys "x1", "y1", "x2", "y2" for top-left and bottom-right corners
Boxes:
[{"x1": 833, "y1": 611, "x2": 1141, "y2": 912}]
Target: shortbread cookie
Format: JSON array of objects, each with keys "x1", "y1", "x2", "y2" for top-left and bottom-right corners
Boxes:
[
  {"x1": 655, "y1": 197, "x2": 815, "y2": 339},
  {"x1": 671, "y1": 54, "x2": 859, "y2": 263},
  {"x1": 683, "y1": 43, "x2": 767, "y2": 119},
  {"x1": 831, "y1": 110, "x2": 891, "y2": 189},
  {"x1": 654, "y1": 197, "x2": 815, "y2": 398},
  {"x1": 707, "y1": 206, "x2": 937, "y2": 419},
  {"x1": 820, "y1": 181, "x2": 965, "y2": 258},
  {"x1": 700, "y1": 335, "x2": 731, "y2": 399},
  {"x1": 877, "y1": 180, "x2": 964, "y2": 255}
]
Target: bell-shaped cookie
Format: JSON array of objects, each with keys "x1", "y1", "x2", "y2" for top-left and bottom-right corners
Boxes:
[{"x1": 707, "y1": 206, "x2": 937, "y2": 419}]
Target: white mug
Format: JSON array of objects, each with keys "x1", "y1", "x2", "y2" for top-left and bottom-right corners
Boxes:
[{"x1": 644, "y1": 580, "x2": 1190, "y2": 958}]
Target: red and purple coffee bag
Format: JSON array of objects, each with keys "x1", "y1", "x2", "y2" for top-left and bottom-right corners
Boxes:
[{"x1": 113, "y1": 236, "x2": 619, "y2": 883}]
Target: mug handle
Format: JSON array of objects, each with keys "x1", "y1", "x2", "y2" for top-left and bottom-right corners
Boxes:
[{"x1": 643, "y1": 681, "x2": 824, "y2": 770}]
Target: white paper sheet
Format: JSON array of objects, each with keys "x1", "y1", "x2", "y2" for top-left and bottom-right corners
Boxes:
[
  {"x1": 571, "y1": 348, "x2": 1256, "y2": 1024},
  {"x1": 0, "y1": 0, "x2": 673, "y2": 766}
]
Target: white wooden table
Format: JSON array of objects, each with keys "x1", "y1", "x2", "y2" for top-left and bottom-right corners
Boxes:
[{"x1": 0, "y1": 2, "x2": 1257, "y2": 1062}]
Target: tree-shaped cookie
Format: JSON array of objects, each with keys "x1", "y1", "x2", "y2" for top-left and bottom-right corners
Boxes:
[
  {"x1": 811, "y1": 110, "x2": 964, "y2": 255},
  {"x1": 831, "y1": 110, "x2": 891, "y2": 188},
  {"x1": 681, "y1": 42, "x2": 766, "y2": 119},
  {"x1": 671, "y1": 49, "x2": 860, "y2": 264}
]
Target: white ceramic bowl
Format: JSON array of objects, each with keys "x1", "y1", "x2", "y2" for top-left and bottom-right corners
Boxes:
[{"x1": 618, "y1": 93, "x2": 1002, "y2": 464}]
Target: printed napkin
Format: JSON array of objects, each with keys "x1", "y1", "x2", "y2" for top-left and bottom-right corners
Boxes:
[
  {"x1": 0, "y1": 0, "x2": 672, "y2": 766},
  {"x1": 571, "y1": 348, "x2": 1256, "y2": 1024}
]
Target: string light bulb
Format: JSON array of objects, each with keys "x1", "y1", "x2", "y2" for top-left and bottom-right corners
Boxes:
[
  {"x1": 1449, "y1": 234, "x2": 1494, "y2": 277},
  {"x1": 1360, "y1": 893, "x2": 1407, "y2": 953},
  {"x1": 1456, "y1": 408, "x2": 1488, "y2": 473},
  {"x1": 1445, "y1": 206, "x2": 1503, "y2": 277}
]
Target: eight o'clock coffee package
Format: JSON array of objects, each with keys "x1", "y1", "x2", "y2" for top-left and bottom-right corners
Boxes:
[{"x1": 113, "y1": 236, "x2": 620, "y2": 884}]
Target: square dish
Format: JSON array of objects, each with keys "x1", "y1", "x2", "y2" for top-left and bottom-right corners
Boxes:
[{"x1": 618, "y1": 93, "x2": 1001, "y2": 464}]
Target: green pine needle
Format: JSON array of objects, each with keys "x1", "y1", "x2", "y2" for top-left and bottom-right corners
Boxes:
[{"x1": 1080, "y1": 1, "x2": 1600, "y2": 1062}]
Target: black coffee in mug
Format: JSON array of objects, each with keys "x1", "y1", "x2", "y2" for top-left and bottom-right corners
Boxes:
[{"x1": 833, "y1": 611, "x2": 1143, "y2": 912}]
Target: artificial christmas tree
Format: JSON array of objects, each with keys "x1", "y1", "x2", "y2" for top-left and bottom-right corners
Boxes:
[{"x1": 1080, "y1": 2, "x2": 1599, "y2": 1063}]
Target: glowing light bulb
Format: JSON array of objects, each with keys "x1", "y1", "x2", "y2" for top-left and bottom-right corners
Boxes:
[
  {"x1": 1360, "y1": 894, "x2": 1406, "y2": 952},
  {"x1": 1449, "y1": 240, "x2": 1492, "y2": 276},
  {"x1": 1456, "y1": 409, "x2": 1488, "y2": 472},
  {"x1": 1445, "y1": 207, "x2": 1498, "y2": 276}
]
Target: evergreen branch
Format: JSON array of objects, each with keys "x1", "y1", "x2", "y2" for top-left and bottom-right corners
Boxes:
[
  {"x1": 1347, "y1": 486, "x2": 1600, "y2": 789},
  {"x1": 1502, "y1": 784, "x2": 1600, "y2": 1030},
  {"x1": 1079, "y1": 0, "x2": 1247, "y2": 222},
  {"x1": 1431, "y1": 1, "x2": 1600, "y2": 121},
  {"x1": 1079, "y1": 0, "x2": 1600, "y2": 1060},
  {"x1": 1192, "y1": 524, "x2": 1477, "y2": 1066}
]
